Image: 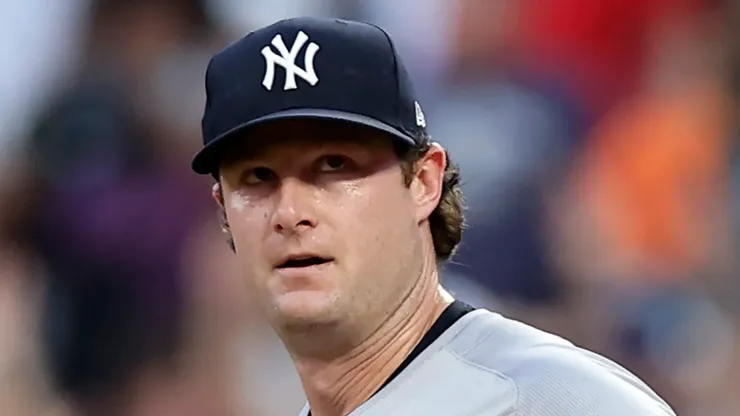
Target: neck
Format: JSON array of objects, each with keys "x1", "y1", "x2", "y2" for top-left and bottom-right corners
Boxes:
[{"x1": 293, "y1": 272, "x2": 453, "y2": 416}]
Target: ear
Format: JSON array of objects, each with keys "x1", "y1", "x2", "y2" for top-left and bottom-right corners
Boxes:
[
  {"x1": 410, "y1": 143, "x2": 447, "y2": 224},
  {"x1": 212, "y1": 182, "x2": 237, "y2": 252},
  {"x1": 212, "y1": 182, "x2": 224, "y2": 208}
]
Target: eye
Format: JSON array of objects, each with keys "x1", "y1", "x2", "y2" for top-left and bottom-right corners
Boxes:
[
  {"x1": 318, "y1": 155, "x2": 349, "y2": 172},
  {"x1": 244, "y1": 167, "x2": 277, "y2": 185}
]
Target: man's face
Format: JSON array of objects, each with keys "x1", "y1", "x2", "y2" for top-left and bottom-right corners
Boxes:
[{"x1": 216, "y1": 120, "x2": 444, "y2": 335}]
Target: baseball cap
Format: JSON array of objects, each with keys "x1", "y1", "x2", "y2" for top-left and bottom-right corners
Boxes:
[{"x1": 191, "y1": 17, "x2": 428, "y2": 175}]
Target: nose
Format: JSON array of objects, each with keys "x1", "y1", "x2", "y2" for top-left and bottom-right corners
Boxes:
[{"x1": 270, "y1": 178, "x2": 318, "y2": 236}]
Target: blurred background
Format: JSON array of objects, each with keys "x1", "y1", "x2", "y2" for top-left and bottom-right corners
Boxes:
[{"x1": 1, "y1": 0, "x2": 739, "y2": 415}]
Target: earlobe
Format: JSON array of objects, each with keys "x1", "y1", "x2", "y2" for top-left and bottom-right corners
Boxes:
[
  {"x1": 212, "y1": 182, "x2": 224, "y2": 207},
  {"x1": 414, "y1": 143, "x2": 447, "y2": 222}
]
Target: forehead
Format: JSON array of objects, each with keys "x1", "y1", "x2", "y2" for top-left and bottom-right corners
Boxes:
[{"x1": 220, "y1": 119, "x2": 396, "y2": 164}]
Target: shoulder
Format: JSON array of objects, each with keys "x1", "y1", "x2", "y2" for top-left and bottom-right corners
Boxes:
[
  {"x1": 503, "y1": 344, "x2": 676, "y2": 415},
  {"x1": 448, "y1": 310, "x2": 677, "y2": 415}
]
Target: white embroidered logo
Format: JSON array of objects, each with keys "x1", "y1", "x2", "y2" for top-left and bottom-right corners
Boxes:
[
  {"x1": 261, "y1": 31, "x2": 320, "y2": 91},
  {"x1": 414, "y1": 101, "x2": 426, "y2": 128}
]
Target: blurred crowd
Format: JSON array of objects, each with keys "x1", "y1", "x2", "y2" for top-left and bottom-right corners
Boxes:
[{"x1": 1, "y1": 0, "x2": 739, "y2": 415}]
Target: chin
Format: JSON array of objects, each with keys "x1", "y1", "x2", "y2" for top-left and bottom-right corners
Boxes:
[{"x1": 270, "y1": 290, "x2": 341, "y2": 328}]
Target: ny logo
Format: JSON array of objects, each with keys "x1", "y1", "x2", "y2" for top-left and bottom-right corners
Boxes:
[{"x1": 261, "y1": 31, "x2": 320, "y2": 91}]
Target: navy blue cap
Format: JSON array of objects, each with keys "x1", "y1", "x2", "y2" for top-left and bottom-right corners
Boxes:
[{"x1": 191, "y1": 17, "x2": 428, "y2": 175}]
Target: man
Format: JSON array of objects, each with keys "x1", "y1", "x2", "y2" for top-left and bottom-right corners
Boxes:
[{"x1": 190, "y1": 17, "x2": 676, "y2": 416}]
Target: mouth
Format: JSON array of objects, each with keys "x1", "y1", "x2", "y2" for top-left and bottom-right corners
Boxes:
[{"x1": 276, "y1": 255, "x2": 333, "y2": 270}]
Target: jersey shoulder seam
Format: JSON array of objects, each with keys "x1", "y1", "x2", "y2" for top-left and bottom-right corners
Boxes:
[{"x1": 445, "y1": 347, "x2": 520, "y2": 413}]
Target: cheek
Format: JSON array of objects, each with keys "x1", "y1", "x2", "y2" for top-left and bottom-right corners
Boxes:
[
  {"x1": 228, "y1": 189, "x2": 256, "y2": 214},
  {"x1": 336, "y1": 184, "x2": 419, "y2": 312},
  {"x1": 334, "y1": 181, "x2": 386, "y2": 225},
  {"x1": 337, "y1": 180, "x2": 416, "y2": 259},
  {"x1": 227, "y1": 205, "x2": 273, "y2": 304},
  {"x1": 225, "y1": 192, "x2": 269, "y2": 255}
]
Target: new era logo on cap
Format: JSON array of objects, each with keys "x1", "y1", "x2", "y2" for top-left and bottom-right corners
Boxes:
[{"x1": 191, "y1": 17, "x2": 428, "y2": 176}]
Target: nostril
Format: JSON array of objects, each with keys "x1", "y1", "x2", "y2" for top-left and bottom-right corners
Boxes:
[{"x1": 272, "y1": 215, "x2": 316, "y2": 234}]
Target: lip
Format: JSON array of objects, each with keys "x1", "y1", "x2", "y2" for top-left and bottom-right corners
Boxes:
[
  {"x1": 273, "y1": 258, "x2": 334, "y2": 280},
  {"x1": 274, "y1": 253, "x2": 334, "y2": 269}
]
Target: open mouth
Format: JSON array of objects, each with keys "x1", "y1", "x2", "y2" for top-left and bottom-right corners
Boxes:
[{"x1": 277, "y1": 256, "x2": 333, "y2": 269}]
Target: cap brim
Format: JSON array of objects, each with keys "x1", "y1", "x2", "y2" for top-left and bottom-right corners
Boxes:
[{"x1": 191, "y1": 108, "x2": 417, "y2": 175}]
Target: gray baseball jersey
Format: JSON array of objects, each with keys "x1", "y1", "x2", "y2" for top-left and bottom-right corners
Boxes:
[{"x1": 297, "y1": 302, "x2": 676, "y2": 416}]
